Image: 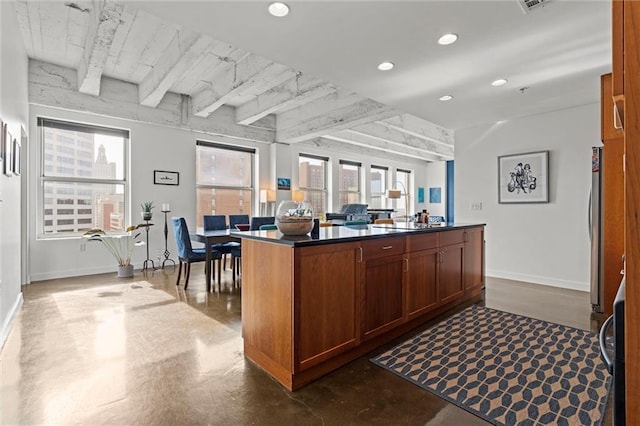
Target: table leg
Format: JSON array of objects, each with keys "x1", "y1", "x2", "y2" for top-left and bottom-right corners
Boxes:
[{"x1": 205, "y1": 237, "x2": 212, "y2": 292}]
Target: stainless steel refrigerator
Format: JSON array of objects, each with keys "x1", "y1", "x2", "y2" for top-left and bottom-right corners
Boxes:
[{"x1": 590, "y1": 146, "x2": 604, "y2": 313}]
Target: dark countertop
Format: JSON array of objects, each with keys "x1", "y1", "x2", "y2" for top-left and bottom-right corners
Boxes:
[{"x1": 230, "y1": 222, "x2": 485, "y2": 247}]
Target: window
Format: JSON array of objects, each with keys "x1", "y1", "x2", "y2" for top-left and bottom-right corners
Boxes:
[
  {"x1": 370, "y1": 165, "x2": 388, "y2": 209},
  {"x1": 395, "y1": 168, "x2": 412, "y2": 217},
  {"x1": 298, "y1": 154, "x2": 328, "y2": 218},
  {"x1": 338, "y1": 160, "x2": 361, "y2": 206},
  {"x1": 39, "y1": 118, "x2": 128, "y2": 236},
  {"x1": 196, "y1": 141, "x2": 254, "y2": 228}
]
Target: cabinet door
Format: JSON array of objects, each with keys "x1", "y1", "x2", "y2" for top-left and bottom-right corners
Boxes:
[
  {"x1": 464, "y1": 228, "x2": 484, "y2": 294},
  {"x1": 406, "y1": 248, "x2": 439, "y2": 320},
  {"x1": 439, "y1": 243, "x2": 464, "y2": 304},
  {"x1": 296, "y1": 242, "x2": 360, "y2": 371},
  {"x1": 362, "y1": 253, "x2": 405, "y2": 340}
]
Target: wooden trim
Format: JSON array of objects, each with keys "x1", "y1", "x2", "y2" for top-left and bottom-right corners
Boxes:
[{"x1": 624, "y1": 0, "x2": 640, "y2": 423}]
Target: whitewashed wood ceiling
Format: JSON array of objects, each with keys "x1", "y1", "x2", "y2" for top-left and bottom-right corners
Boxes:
[{"x1": 15, "y1": 1, "x2": 454, "y2": 162}]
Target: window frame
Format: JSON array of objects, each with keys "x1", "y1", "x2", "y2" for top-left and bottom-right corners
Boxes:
[
  {"x1": 38, "y1": 117, "x2": 129, "y2": 239},
  {"x1": 395, "y1": 168, "x2": 412, "y2": 217},
  {"x1": 298, "y1": 153, "x2": 329, "y2": 217},
  {"x1": 338, "y1": 159, "x2": 362, "y2": 206},
  {"x1": 195, "y1": 140, "x2": 255, "y2": 226},
  {"x1": 370, "y1": 165, "x2": 388, "y2": 209}
]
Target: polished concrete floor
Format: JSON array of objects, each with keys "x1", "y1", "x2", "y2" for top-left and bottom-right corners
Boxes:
[{"x1": 0, "y1": 265, "x2": 610, "y2": 425}]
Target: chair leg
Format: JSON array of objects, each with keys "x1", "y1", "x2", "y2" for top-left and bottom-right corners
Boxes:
[
  {"x1": 232, "y1": 255, "x2": 236, "y2": 283},
  {"x1": 217, "y1": 259, "x2": 222, "y2": 292},
  {"x1": 185, "y1": 262, "x2": 191, "y2": 289},
  {"x1": 176, "y1": 261, "x2": 183, "y2": 286}
]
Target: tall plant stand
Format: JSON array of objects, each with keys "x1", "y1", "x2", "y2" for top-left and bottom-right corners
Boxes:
[
  {"x1": 140, "y1": 221, "x2": 156, "y2": 271},
  {"x1": 161, "y1": 210, "x2": 176, "y2": 269}
]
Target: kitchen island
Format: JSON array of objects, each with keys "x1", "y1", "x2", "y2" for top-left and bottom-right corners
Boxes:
[{"x1": 234, "y1": 223, "x2": 485, "y2": 390}]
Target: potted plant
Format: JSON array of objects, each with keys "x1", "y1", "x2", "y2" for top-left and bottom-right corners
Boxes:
[
  {"x1": 83, "y1": 226, "x2": 144, "y2": 277},
  {"x1": 141, "y1": 201, "x2": 154, "y2": 221}
]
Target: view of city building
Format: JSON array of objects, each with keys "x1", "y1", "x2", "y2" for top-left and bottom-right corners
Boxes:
[
  {"x1": 338, "y1": 162, "x2": 360, "y2": 206},
  {"x1": 41, "y1": 121, "x2": 126, "y2": 235},
  {"x1": 299, "y1": 156, "x2": 327, "y2": 217},
  {"x1": 195, "y1": 142, "x2": 254, "y2": 228}
]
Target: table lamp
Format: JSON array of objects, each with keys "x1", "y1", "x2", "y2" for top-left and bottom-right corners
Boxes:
[{"x1": 387, "y1": 182, "x2": 410, "y2": 222}]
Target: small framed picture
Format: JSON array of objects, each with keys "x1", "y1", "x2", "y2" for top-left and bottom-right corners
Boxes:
[
  {"x1": 498, "y1": 150, "x2": 549, "y2": 203},
  {"x1": 154, "y1": 170, "x2": 179, "y2": 185},
  {"x1": 3, "y1": 124, "x2": 12, "y2": 176},
  {"x1": 277, "y1": 177, "x2": 291, "y2": 190},
  {"x1": 13, "y1": 138, "x2": 21, "y2": 176}
]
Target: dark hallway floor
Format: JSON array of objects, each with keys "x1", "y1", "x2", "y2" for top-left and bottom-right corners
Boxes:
[{"x1": 0, "y1": 267, "x2": 609, "y2": 425}]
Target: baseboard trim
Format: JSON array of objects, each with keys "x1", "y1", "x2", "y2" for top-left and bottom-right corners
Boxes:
[
  {"x1": 30, "y1": 262, "x2": 145, "y2": 282},
  {"x1": 1, "y1": 292, "x2": 24, "y2": 351},
  {"x1": 486, "y1": 269, "x2": 588, "y2": 292}
]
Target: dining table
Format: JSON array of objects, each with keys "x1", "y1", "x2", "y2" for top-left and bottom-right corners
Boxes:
[{"x1": 191, "y1": 228, "x2": 242, "y2": 292}]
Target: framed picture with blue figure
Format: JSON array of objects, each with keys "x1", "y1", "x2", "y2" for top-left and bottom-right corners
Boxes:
[
  {"x1": 277, "y1": 177, "x2": 291, "y2": 190},
  {"x1": 429, "y1": 187, "x2": 442, "y2": 203},
  {"x1": 498, "y1": 150, "x2": 549, "y2": 203}
]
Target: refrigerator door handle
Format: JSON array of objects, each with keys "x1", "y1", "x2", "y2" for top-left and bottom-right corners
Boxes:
[{"x1": 588, "y1": 189, "x2": 592, "y2": 241}]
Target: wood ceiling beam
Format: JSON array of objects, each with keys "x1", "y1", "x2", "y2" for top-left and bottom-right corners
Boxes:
[
  {"x1": 304, "y1": 137, "x2": 430, "y2": 164},
  {"x1": 348, "y1": 122, "x2": 454, "y2": 159},
  {"x1": 138, "y1": 31, "x2": 210, "y2": 107},
  {"x1": 276, "y1": 97, "x2": 398, "y2": 144},
  {"x1": 379, "y1": 114, "x2": 454, "y2": 147},
  {"x1": 192, "y1": 55, "x2": 296, "y2": 117},
  {"x1": 235, "y1": 73, "x2": 336, "y2": 125},
  {"x1": 323, "y1": 131, "x2": 442, "y2": 162},
  {"x1": 14, "y1": 1, "x2": 37, "y2": 58},
  {"x1": 30, "y1": 60, "x2": 274, "y2": 144},
  {"x1": 77, "y1": 1, "x2": 124, "y2": 96}
]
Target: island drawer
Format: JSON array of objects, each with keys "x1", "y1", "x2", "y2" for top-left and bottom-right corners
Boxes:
[
  {"x1": 406, "y1": 233, "x2": 439, "y2": 252},
  {"x1": 360, "y1": 237, "x2": 405, "y2": 260},
  {"x1": 439, "y1": 230, "x2": 465, "y2": 246}
]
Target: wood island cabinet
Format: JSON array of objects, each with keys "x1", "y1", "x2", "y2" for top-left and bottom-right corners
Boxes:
[
  {"x1": 240, "y1": 224, "x2": 485, "y2": 391},
  {"x1": 296, "y1": 242, "x2": 360, "y2": 372},
  {"x1": 360, "y1": 236, "x2": 406, "y2": 340},
  {"x1": 463, "y1": 227, "x2": 485, "y2": 294}
]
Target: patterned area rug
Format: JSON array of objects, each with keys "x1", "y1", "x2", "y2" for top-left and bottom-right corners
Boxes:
[{"x1": 371, "y1": 305, "x2": 610, "y2": 425}]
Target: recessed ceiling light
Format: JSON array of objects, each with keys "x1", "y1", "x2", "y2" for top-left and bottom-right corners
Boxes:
[
  {"x1": 268, "y1": 2, "x2": 289, "y2": 17},
  {"x1": 439, "y1": 95, "x2": 453, "y2": 101},
  {"x1": 491, "y1": 78, "x2": 508, "y2": 86},
  {"x1": 378, "y1": 61, "x2": 394, "y2": 71},
  {"x1": 438, "y1": 33, "x2": 458, "y2": 45}
]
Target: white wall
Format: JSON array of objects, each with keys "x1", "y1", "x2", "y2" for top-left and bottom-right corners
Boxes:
[
  {"x1": 455, "y1": 103, "x2": 599, "y2": 291},
  {"x1": 1, "y1": 1, "x2": 29, "y2": 348},
  {"x1": 28, "y1": 104, "x2": 438, "y2": 281},
  {"x1": 425, "y1": 161, "x2": 447, "y2": 218},
  {"x1": 28, "y1": 104, "x2": 272, "y2": 281}
]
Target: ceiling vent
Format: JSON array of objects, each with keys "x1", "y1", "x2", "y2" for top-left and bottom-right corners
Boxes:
[{"x1": 518, "y1": 0, "x2": 552, "y2": 14}]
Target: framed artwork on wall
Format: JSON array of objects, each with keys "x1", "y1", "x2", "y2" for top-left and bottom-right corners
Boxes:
[
  {"x1": 13, "y1": 138, "x2": 21, "y2": 176},
  {"x1": 498, "y1": 150, "x2": 549, "y2": 203},
  {"x1": 3, "y1": 123, "x2": 13, "y2": 176},
  {"x1": 154, "y1": 170, "x2": 179, "y2": 185}
]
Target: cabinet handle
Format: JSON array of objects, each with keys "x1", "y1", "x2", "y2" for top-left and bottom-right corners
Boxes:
[
  {"x1": 359, "y1": 247, "x2": 363, "y2": 263},
  {"x1": 404, "y1": 258, "x2": 409, "y2": 272},
  {"x1": 614, "y1": 104, "x2": 623, "y2": 130},
  {"x1": 381, "y1": 245, "x2": 393, "y2": 250},
  {"x1": 463, "y1": 232, "x2": 468, "y2": 242}
]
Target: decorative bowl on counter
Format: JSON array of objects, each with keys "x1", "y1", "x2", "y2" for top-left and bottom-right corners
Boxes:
[{"x1": 276, "y1": 200, "x2": 314, "y2": 235}]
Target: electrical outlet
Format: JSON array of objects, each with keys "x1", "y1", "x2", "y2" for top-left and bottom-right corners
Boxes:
[{"x1": 79, "y1": 242, "x2": 86, "y2": 252}]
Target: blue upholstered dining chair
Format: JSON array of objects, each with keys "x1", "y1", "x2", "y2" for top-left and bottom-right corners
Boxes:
[
  {"x1": 259, "y1": 224, "x2": 278, "y2": 230},
  {"x1": 172, "y1": 217, "x2": 223, "y2": 290},
  {"x1": 250, "y1": 216, "x2": 275, "y2": 231},
  {"x1": 203, "y1": 214, "x2": 233, "y2": 269},
  {"x1": 229, "y1": 214, "x2": 250, "y2": 230},
  {"x1": 227, "y1": 214, "x2": 248, "y2": 282}
]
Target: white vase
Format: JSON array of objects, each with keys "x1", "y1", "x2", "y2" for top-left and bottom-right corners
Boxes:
[{"x1": 117, "y1": 264, "x2": 134, "y2": 278}]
